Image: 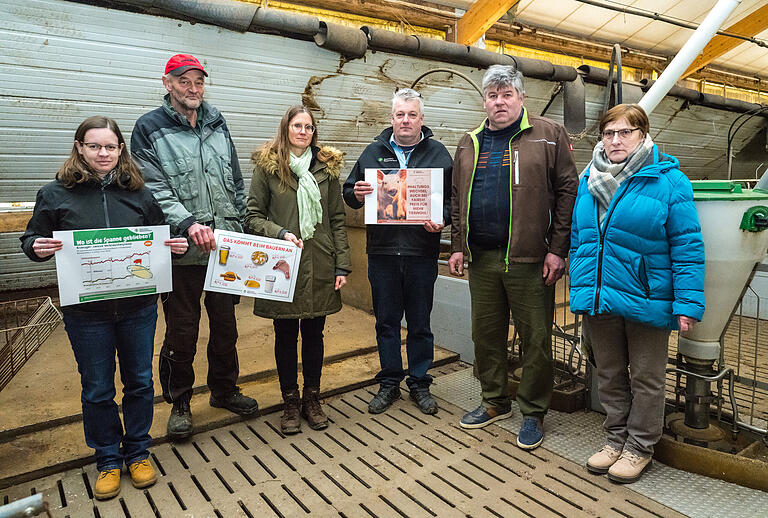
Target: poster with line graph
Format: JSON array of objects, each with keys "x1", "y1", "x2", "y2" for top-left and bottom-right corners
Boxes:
[{"x1": 52, "y1": 226, "x2": 172, "y2": 306}]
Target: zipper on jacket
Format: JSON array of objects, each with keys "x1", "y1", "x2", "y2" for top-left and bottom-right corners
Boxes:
[
  {"x1": 639, "y1": 256, "x2": 650, "y2": 298},
  {"x1": 465, "y1": 128, "x2": 483, "y2": 263},
  {"x1": 503, "y1": 131, "x2": 524, "y2": 271},
  {"x1": 593, "y1": 178, "x2": 634, "y2": 313},
  {"x1": 514, "y1": 149, "x2": 519, "y2": 185},
  {"x1": 101, "y1": 184, "x2": 111, "y2": 227}
]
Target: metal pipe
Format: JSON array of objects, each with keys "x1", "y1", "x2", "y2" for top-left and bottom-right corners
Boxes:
[
  {"x1": 250, "y1": 7, "x2": 320, "y2": 36},
  {"x1": 682, "y1": 359, "x2": 715, "y2": 429},
  {"x1": 410, "y1": 68, "x2": 483, "y2": 97},
  {"x1": 639, "y1": 0, "x2": 742, "y2": 115},
  {"x1": 314, "y1": 21, "x2": 367, "y2": 59},
  {"x1": 362, "y1": 27, "x2": 419, "y2": 53},
  {"x1": 572, "y1": 0, "x2": 768, "y2": 49},
  {"x1": 124, "y1": 0, "x2": 258, "y2": 32},
  {"x1": 0, "y1": 494, "x2": 46, "y2": 518}
]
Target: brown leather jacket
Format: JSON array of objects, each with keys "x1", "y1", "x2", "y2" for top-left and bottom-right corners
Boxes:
[{"x1": 450, "y1": 109, "x2": 578, "y2": 264}]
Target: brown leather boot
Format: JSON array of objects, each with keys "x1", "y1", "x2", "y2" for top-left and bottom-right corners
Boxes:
[
  {"x1": 302, "y1": 387, "x2": 329, "y2": 430},
  {"x1": 281, "y1": 390, "x2": 302, "y2": 435}
]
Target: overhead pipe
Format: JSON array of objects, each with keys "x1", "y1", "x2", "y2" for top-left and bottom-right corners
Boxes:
[
  {"x1": 639, "y1": 0, "x2": 742, "y2": 116},
  {"x1": 77, "y1": 0, "x2": 764, "y2": 116},
  {"x1": 314, "y1": 21, "x2": 368, "y2": 59},
  {"x1": 572, "y1": 0, "x2": 767, "y2": 49},
  {"x1": 363, "y1": 27, "x2": 419, "y2": 54},
  {"x1": 124, "y1": 0, "x2": 258, "y2": 32},
  {"x1": 250, "y1": 8, "x2": 320, "y2": 36}
]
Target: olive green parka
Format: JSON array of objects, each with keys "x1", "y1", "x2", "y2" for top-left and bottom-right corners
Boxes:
[{"x1": 245, "y1": 145, "x2": 352, "y2": 319}]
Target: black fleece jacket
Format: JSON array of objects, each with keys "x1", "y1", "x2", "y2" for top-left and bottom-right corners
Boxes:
[
  {"x1": 21, "y1": 179, "x2": 167, "y2": 316},
  {"x1": 343, "y1": 126, "x2": 453, "y2": 258}
]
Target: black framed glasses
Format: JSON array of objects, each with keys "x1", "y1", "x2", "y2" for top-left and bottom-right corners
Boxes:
[{"x1": 601, "y1": 128, "x2": 641, "y2": 141}]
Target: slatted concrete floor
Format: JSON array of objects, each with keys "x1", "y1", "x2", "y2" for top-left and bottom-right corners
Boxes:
[{"x1": 2, "y1": 370, "x2": 684, "y2": 517}]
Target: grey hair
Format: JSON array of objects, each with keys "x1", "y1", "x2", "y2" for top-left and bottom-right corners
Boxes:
[
  {"x1": 482, "y1": 65, "x2": 525, "y2": 96},
  {"x1": 392, "y1": 88, "x2": 424, "y2": 114}
]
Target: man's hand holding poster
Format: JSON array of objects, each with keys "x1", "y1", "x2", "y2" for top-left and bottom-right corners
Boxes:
[{"x1": 364, "y1": 168, "x2": 443, "y2": 225}]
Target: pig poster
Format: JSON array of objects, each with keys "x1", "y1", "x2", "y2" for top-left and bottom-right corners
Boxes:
[{"x1": 364, "y1": 168, "x2": 443, "y2": 225}]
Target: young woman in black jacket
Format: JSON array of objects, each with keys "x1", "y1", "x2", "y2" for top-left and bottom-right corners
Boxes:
[{"x1": 21, "y1": 116, "x2": 187, "y2": 500}]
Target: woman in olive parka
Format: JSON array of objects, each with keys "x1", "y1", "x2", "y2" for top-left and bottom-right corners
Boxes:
[{"x1": 245, "y1": 105, "x2": 351, "y2": 434}]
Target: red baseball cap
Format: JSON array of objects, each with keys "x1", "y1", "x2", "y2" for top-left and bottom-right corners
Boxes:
[{"x1": 164, "y1": 54, "x2": 208, "y2": 77}]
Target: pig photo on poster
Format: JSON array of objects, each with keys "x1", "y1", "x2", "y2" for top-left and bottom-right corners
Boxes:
[{"x1": 364, "y1": 168, "x2": 443, "y2": 225}]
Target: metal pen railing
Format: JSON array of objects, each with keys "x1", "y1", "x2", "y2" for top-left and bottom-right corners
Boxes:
[{"x1": 440, "y1": 239, "x2": 768, "y2": 438}]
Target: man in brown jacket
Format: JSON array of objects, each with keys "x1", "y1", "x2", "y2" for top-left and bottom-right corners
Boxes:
[{"x1": 448, "y1": 65, "x2": 578, "y2": 450}]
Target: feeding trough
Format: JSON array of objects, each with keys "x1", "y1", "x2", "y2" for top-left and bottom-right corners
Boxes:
[{"x1": 671, "y1": 180, "x2": 768, "y2": 442}]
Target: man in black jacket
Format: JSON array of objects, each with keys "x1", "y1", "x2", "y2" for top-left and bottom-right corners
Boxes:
[{"x1": 343, "y1": 88, "x2": 453, "y2": 415}]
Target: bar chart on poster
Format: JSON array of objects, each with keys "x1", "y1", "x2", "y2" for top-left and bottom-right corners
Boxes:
[{"x1": 52, "y1": 226, "x2": 172, "y2": 306}]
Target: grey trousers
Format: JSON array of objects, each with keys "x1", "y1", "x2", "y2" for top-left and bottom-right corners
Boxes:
[{"x1": 583, "y1": 314, "x2": 670, "y2": 456}]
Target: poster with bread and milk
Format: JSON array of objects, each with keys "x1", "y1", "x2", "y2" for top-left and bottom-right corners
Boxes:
[
  {"x1": 204, "y1": 230, "x2": 301, "y2": 302},
  {"x1": 364, "y1": 168, "x2": 443, "y2": 224}
]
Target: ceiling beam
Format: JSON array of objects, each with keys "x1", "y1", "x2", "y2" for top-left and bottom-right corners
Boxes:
[
  {"x1": 456, "y1": 0, "x2": 517, "y2": 45},
  {"x1": 683, "y1": 4, "x2": 768, "y2": 79}
]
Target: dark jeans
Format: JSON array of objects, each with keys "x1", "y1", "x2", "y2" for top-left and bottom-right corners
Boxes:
[
  {"x1": 368, "y1": 254, "x2": 437, "y2": 389},
  {"x1": 273, "y1": 317, "x2": 326, "y2": 393},
  {"x1": 159, "y1": 264, "x2": 239, "y2": 403},
  {"x1": 63, "y1": 302, "x2": 157, "y2": 471},
  {"x1": 469, "y1": 248, "x2": 555, "y2": 417}
]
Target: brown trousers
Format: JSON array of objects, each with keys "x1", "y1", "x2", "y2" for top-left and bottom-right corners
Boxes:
[{"x1": 583, "y1": 314, "x2": 670, "y2": 456}]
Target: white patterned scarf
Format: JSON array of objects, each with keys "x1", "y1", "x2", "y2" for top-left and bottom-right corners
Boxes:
[
  {"x1": 585, "y1": 134, "x2": 654, "y2": 224},
  {"x1": 289, "y1": 148, "x2": 323, "y2": 240}
]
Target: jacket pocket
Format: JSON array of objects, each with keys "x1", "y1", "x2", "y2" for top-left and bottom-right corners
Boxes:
[
  {"x1": 638, "y1": 256, "x2": 650, "y2": 298},
  {"x1": 220, "y1": 158, "x2": 236, "y2": 194},
  {"x1": 163, "y1": 157, "x2": 199, "y2": 200}
]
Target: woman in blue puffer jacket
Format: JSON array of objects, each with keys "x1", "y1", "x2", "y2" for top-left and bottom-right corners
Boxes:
[{"x1": 569, "y1": 104, "x2": 704, "y2": 484}]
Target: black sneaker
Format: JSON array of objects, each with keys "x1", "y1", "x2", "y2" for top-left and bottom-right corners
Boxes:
[
  {"x1": 210, "y1": 391, "x2": 259, "y2": 416},
  {"x1": 410, "y1": 386, "x2": 438, "y2": 415},
  {"x1": 368, "y1": 385, "x2": 401, "y2": 414},
  {"x1": 167, "y1": 399, "x2": 192, "y2": 441}
]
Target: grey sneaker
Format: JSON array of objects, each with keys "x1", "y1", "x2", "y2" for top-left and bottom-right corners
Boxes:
[{"x1": 167, "y1": 399, "x2": 192, "y2": 441}]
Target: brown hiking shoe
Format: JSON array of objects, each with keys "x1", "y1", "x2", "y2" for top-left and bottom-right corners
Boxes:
[
  {"x1": 281, "y1": 390, "x2": 302, "y2": 435},
  {"x1": 302, "y1": 387, "x2": 329, "y2": 430}
]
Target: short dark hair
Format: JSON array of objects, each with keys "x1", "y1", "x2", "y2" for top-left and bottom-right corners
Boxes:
[{"x1": 599, "y1": 104, "x2": 650, "y2": 137}]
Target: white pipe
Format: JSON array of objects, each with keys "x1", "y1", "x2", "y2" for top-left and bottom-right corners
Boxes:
[{"x1": 638, "y1": 0, "x2": 741, "y2": 116}]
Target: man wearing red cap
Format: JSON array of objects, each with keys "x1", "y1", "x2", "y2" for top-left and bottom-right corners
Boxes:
[{"x1": 132, "y1": 54, "x2": 258, "y2": 441}]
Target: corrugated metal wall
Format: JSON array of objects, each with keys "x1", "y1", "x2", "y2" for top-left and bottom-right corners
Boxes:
[{"x1": 1, "y1": 0, "x2": 765, "y2": 290}]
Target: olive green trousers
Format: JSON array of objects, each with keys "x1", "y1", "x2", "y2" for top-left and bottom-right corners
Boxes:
[{"x1": 469, "y1": 249, "x2": 555, "y2": 417}]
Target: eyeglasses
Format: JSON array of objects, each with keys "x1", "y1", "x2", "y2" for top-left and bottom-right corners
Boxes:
[
  {"x1": 601, "y1": 128, "x2": 641, "y2": 141},
  {"x1": 290, "y1": 123, "x2": 315, "y2": 133},
  {"x1": 81, "y1": 142, "x2": 122, "y2": 153}
]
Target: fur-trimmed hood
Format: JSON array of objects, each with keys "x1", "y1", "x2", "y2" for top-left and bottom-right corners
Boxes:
[{"x1": 251, "y1": 145, "x2": 345, "y2": 179}]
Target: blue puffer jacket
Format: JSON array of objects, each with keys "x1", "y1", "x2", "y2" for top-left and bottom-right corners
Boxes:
[{"x1": 569, "y1": 145, "x2": 705, "y2": 329}]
